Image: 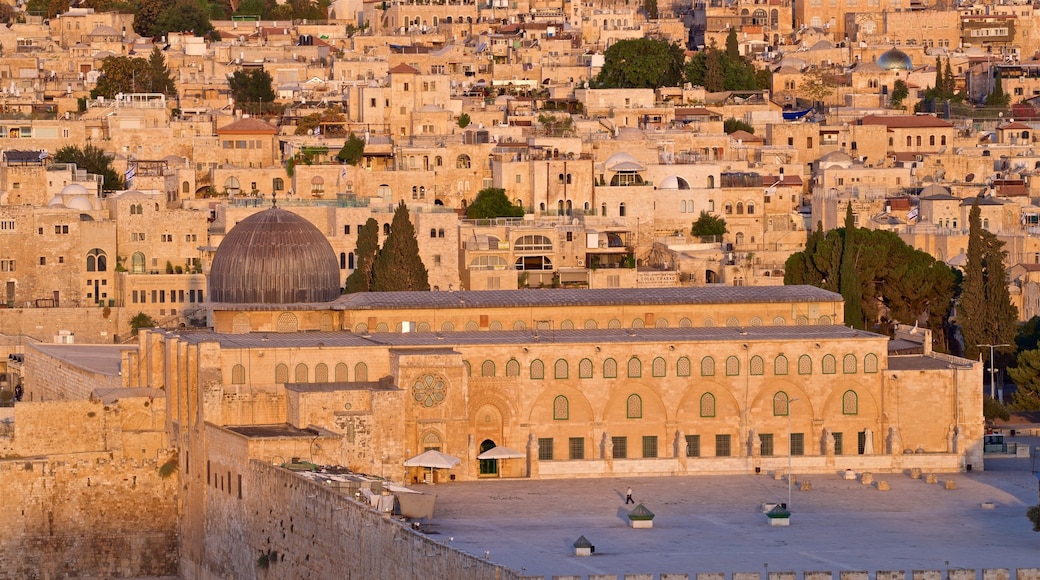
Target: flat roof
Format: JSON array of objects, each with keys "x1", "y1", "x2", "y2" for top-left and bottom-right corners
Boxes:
[
  {"x1": 224, "y1": 424, "x2": 320, "y2": 438},
  {"x1": 29, "y1": 343, "x2": 135, "y2": 376},
  {"x1": 888, "y1": 354, "x2": 969, "y2": 371}
]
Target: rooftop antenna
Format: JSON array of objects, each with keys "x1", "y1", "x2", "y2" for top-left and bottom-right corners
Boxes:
[{"x1": 271, "y1": 191, "x2": 277, "y2": 208}]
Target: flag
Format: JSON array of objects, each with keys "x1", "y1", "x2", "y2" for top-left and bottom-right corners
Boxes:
[
  {"x1": 907, "y1": 206, "x2": 919, "y2": 222},
  {"x1": 124, "y1": 164, "x2": 136, "y2": 189}
]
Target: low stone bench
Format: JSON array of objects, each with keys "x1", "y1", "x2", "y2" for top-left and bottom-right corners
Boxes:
[
  {"x1": 944, "y1": 479, "x2": 956, "y2": 490},
  {"x1": 800, "y1": 480, "x2": 812, "y2": 491},
  {"x1": 860, "y1": 473, "x2": 873, "y2": 485},
  {"x1": 924, "y1": 473, "x2": 938, "y2": 484},
  {"x1": 876, "y1": 480, "x2": 890, "y2": 491},
  {"x1": 909, "y1": 468, "x2": 922, "y2": 479}
]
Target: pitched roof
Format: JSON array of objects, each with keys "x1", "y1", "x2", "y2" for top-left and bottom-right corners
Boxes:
[
  {"x1": 216, "y1": 117, "x2": 279, "y2": 135},
  {"x1": 389, "y1": 63, "x2": 420, "y2": 74},
  {"x1": 860, "y1": 115, "x2": 953, "y2": 129}
]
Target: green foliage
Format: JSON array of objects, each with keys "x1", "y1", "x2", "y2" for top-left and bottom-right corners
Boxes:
[
  {"x1": 690, "y1": 211, "x2": 727, "y2": 238},
  {"x1": 457, "y1": 112, "x2": 471, "y2": 128},
  {"x1": 26, "y1": 0, "x2": 69, "y2": 18},
  {"x1": 784, "y1": 222, "x2": 958, "y2": 349},
  {"x1": 344, "y1": 218, "x2": 379, "y2": 293},
  {"x1": 840, "y1": 204, "x2": 864, "y2": 329},
  {"x1": 537, "y1": 113, "x2": 574, "y2": 136},
  {"x1": 723, "y1": 118, "x2": 754, "y2": 134},
  {"x1": 643, "y1": 0, "x2": 658, "y2": 19},
  {"x1": 1027, "y1": 505, "x2": 1040, "y2": 532},
  {"x1": 129, "y1": 312, "x2": 157, "y2": 335},
  {"x1": 228, "y1": 69, "x2": 277, "y2": 114},
  {"x1": 158, "y1": 456, "x2": 179, "y2": 478},
  {"x1": 91, "y1": 56, "x2": 149, "y2": 99},
  {"x1": 685, "y1": 39, "x2": 768, "y2": 93},
  {"x1": 986, "y1": 73, "x2": 1011, "y2": 108},
  {"x1": 295, "y1": 109, "x2": 345, "y2": 136},
  {"x1": 890, "y1": 80, "x2": 909, "y2": 110},
  {"x1": 594, "y1": 38, "x2": 685, "y2": 89},
  {"x1": 960, "y1": 198, "x2": 1017, "y2": 361},
  {"x1": 136, "y1": 0, "x2": 215, "y2": 38},
  {"x1": 336, "y1": 133, "x2": 365, "y2": 165},
  {"x1": 53, "y1": 144, "x2": 123, "y2": 192},
  {"x1": 797, "y1": 68, "x2": 836, "y2": 102},
  {"x1": 371, "y1": 202, "x2": 430, "y2": 292},
  {"x1": 1009, "y1": 349, "x2": 1040, "y2": 411},
  {"x1": 725, "y1": 28, "x2": 739, "y2": 60},
  {"x1": 1015, "y1": 316, "x2": 1040, "y2": 353},
  {"x1": 983, "y1": 395, "x2": 1011, "y2": 423},
  {"x1": 466, "y1": 187, "x2": 525, "y2": 219}
]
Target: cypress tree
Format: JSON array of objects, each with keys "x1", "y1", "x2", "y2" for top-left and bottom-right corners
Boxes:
[
  {"x1": 725, "y1": 28, "x2": 740, "y2": 60},
  {"x1": 943, "y1": 58, "x2": 955, "y2": 95},
  {"x1": 839, "y1": 203, "x2": 863, "y2": 328},
  {"x1": 961, "y1": 199, "x2": 1017, "y2": 361},
  {"x1": 933, "y1": 56, "x2": 943, "y2": 94},
  {"x1": 371, "y1": 201, "x2": 430, "y2": 292},
  {"x1": 344, "y1": 218, "x2": 379, "y2": 293}
]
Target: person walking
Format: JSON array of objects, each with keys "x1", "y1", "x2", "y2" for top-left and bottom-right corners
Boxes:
[{"x1": 625, "y1": 486, "x2": 634, "y2": 504}]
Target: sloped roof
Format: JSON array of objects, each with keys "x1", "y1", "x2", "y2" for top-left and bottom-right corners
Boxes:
[
  {"x1": 216, "y1": 117, "x2": 279, "y2": 135},
  {"x1": 389, "y1": 63, "x2": 420, "y2": 74}
]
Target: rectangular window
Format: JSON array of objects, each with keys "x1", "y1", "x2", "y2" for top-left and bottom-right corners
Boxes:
[
  {"x1": 715, "y1": 434, "x2": 731, "y2": 457},
  {"x1": 642, "y1": 436, "x2": 658, "y2": 458},
  {"x1": 685, "y1": 434, "x2": 700, "y2": 457},
  {"x1": 760, "y1": 433, "x2": 774, "y2": 456},
  {"x1": 833, "y1": 432, "x2": 843, "y2": 455},
  {"x1": 611, "y1": 436, "x2": 627, "y2": 459},
  {"x1": 433, "y1": 255, "x2": 441, "y2": 266},
  {"x1": 569, "y1": 437, "x2": 584, "y2": 460},
  {"x1": 791, "y1": 433, "x2": 805, "y2": 456},
  {"x1": 39, "y1": 257, "x2": 45, "y2": 265},
  {"x1": 344, "y1": 225, "x2": 351, "y2": 235},
  {"x1": 537, "y1": 437, "x2": 554, "y2": 460},
  {"x1": 151, "y1": 290, "x2": 158, "y2": 303},
  {"x1": 566, "y1": 232, "x2": 573, "y2": 242},
  {"x1": 857, "y1": 431, "x2": 866, "y2": 454}
]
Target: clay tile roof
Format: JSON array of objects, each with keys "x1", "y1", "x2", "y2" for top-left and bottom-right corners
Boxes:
[
  {"x1": 999, "y1": 121, "x2": 1031, "y2": 130},
  {"x1": 216, "y1": 118, "x2": 279, "y2": 135},
  {"x1": 389, "y1": 63, "x2": 420, "y2": 74}
]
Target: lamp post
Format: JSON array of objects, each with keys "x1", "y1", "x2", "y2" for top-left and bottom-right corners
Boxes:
[
  {"x1": 977, "y1": 344, "x2": 1009, "y2": 399},
  {"x1": 775, "y1": 394, "x2": 799, "y2": 510}
]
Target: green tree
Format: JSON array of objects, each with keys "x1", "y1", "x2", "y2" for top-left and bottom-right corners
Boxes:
[
  {"x1": 798, "y1": 68, "x2": 835, "y2": 103},
  {"x1": 1009, "y1": 349, "x2": 1040, "y2": 410},
  {"x1": 725, "y1": 28, "x2": 739, "y2": 60},
  {"x1": 839, "y1": 204, "x2": 864, "y2": 328},
  {"x1": 690, "y1": 211, "x2": 727, "y2": 238},
  {"x1": 960, "y1": 198, "x2": 1017, "y2": 362},
  {"x1": 153, "y1": 0, "x2": 215, "y2": 38},
  {"x1": 129, "y1": 312, "x2": 157, "y2": 336},
  {"x1": 986, "y1": 73, "x2": 1010, "y2": 108},
  {"x1": 336, "y1": 133, "x2": 365, "y2": 165},
  {"x1": 457, "y1": 112, "x2": 471, "y2": 129},
  {"x1": 723, "y1": 118, "x2": 754, "y2": 134},
  {"x1": 344, "y1": 218, "x2": 379, "y2": 293},
  {"x1": 643, "y1": 0, "x2": 658, "y2": 19},
  {"x1": 371, "y1": 202, "x2": 430, "y2": 292},
  {"x1": 537, "y1": 113, "x2": 574, "y2": 136},
  {"x1": 134, "y1": 0, "x2": 167, "y2": 37},
  {"x1": 147, "y1": 47, "x2": 177, "y2": 96},
  {"x1": 26, "y1": 0, "x2": 69, "y2": 18},
  {"x1": 228, "y1": 69, "x2": 277, "y2": 114},
  {"x1": 890, "y1": 80, "x2": 909, "y2": 110},
  {"x1": 466, "y1": 187, "x2": 525, "y2": 219},
  {"x1": 594, "y1": 38, "x2": 685, "y2": 89},
  {"x1": 943, "y1": 58, "x2": 955, "y2": 94},
  {"x1": 91, "y1": 56, "x2": 152, "y2": 99},
  {"x1": 53, "y1": 144, "x2": 124, "y2": 191},
  {"x1": 703, "y1": 48, "x2": 724, "y2": 92},
  {"x1": 983, "y1": 395, "x2": 1011, "y2": 422},
  {"x1": 685, "y1": 40, "x2": 767, "y2": 92}
]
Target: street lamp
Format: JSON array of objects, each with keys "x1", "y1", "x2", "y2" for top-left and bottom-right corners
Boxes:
[
  {"x1": 977, "y1": 344, "x2": 1009, "y2": 399},
  {"x1": 774, "y1": 393, "x2": 799, "y2": 510}
]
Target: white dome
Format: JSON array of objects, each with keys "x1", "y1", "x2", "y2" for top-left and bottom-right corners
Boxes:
[
  {"x1": 659, "y1": 175, "x2": 691, "y2": 190},
  {"x1": 818, "y1": 150, "x2": 854, "y2": 170},
  {"x1": 604, "y1": 151, "x2": 640, "y2": 167},
  {"x1": 66, "y1": 196, "x2": 94, "y2": 211},
  {"x1": 60, "y1": 183, "x2": 89, "y2": 196},
  {"x1": 47, "y1": 195, "x2": 66, "y2": 207}
]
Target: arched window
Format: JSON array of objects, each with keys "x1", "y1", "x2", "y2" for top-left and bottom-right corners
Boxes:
[
  {"x1": 182, "y1": 180, "x2": 190, "y2": 194},
  {"x1": 819, "y1": 315, "x2": 832, "y2": 325},
  {"x1": 772, "y1": 316, "x2": 786, "y2": 326},
  {"x1": 701, "y1": 356, "x2": 715, "y2": 376},
  {"x1": 652, "y1": 357, "x2": 666, "y2": 377},
  {"x1": 736, "y1": 202, "x2": 744, "y2": 215},
  {"x1": 628, "y1": 357, "x2": 642, "y2": 378},
  {"x1": 726, "y1": 356, "x2": 739, "y2": 376},
  {"x1": 798, "y1": 355, "x2": 812, "y2": 375},
  {"x1": 773, "y1": 391, "x2": 790, "y2": 416},
  {"x1": 843, "y1": 390, "x2": 859, "y2": 415},
  {"x1": 774, "y1": 355, "x2": 788, "y2": 375},
  {"x1": 679, "y1": 318, "x2": 692, "y2": 327},
  {"x1": 554, "y1": 395, "x2": 569, "y2": 420},
  {"x1": 700, "y1": 393, "x2": 716, "y2": 417},
  {"x1": 579, "y1": 358, "x2": 593, "y2": 378},
  {"x1": 864, "y1": 353, "x2": 879, "y2": 373},
  {"x1": 355, "y1": 362, "x2": 368, "y2": 381},
  {"x1": 531, "y1": 359, "x2": 545, "y2": 379},
  {"x1": 505, "y1": 359, "x2": 520, "y2": 377},
  {"x1": 906, "y1": 136, "x2": 912, "y2": 147},
  {"x1": 560, "y1": 320, "x2": 574, "y2": 330},
  {"x1": 277, "y1": 312, "x2": 298, "y2": 332},
  {"x1": 626, "y1": 394, "x2": 642, "y2": 419},
  {"x1": 273, "y1": 177, "x2": 284, "y2": 191},
  {"x1": 514, "y1": 235, "x2": 553, "y2": 251},
  {"x1": 441, "y1": 321, "x2": 455, "y2": 332},
  {"x1": 603, "y1": 358, "x2": 618, "y2": 378},
  {"x1": 335, "y1": 363, "x2": 348, "y2": 381},
  {"x1": 231, "y1": 364, "x2": 245, "y2": 384},
  {"x1": 481, "y1": 360, "x2": 495, "y2": 377},
  {"x1": 456, "y1": 154, "x2": 471, "y2": 168},
  {"x1": 703, "y1": 318, "x2": 715, "y2": 327},
  {"x1": 631, "y1": 318, "x2": 645, "y2": 328},
  {"x1": 86, "y1": 248, "x2": 106, "y2": 272},
  {"x1": 724, "y1": 202, "x2": 733, "y2": 214},
  {"x1": 608, "y1": 319, "x2": 622, "y2": 328},
  {"x1": 822, "y1": 354, "x2": 837, "y2": 374},
  {"x1": 383, "y1": 223, "x2": 390, "y2": 236},
  {"x1": 513, "y1": 320, "x2": 527, "y2": 330},
  {"x1": 747, "y1": 202, "x2": 755, "y2": 215},
  {"x1": 131, "y1": 252, "x2": 145, "y2": 274},
  {"x1": 750, "y1": 356, "x2": 764, "y2": 375},
  {"x1": 314, "y1": 363, "x2": 329, "y2": 383},
  {"x1": 929, "y1": 135, "x2": 936, "y2": 146},
  {"x1": 295, "y1": 363, "x2": 308, "y2": 383},
  {"x1": 677, "y1": 356, "x2": 691, "y2": 377},
  {"x1": 750, "y1": 317, "x2": 762, "y2": 326},
  {"x1": 707, "y1": 175, "x2": 715, "y2": 188},
  {"x1": 619, "y1": 202, "x2": 626, "y2": 217},
  {"x1": 843, "y1": 354, "x2": 857, "y2": 374},
  {"x1": 555, "y1": 359, "x2": 568, "y2": 379},
  {"x1": 274, "y1": 364, "x2": 288, "y2": 383},
  {"x1": 796, "y1": 315, "x2": 808, "y2": 326}
]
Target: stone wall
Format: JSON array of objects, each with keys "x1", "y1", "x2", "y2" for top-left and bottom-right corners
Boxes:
[
  {"x1": 181, "y1": 459, "x2": 521, "y2": 580},
  {"x1": 0, "y1": 306, "x2": 128, "y2": 345}
]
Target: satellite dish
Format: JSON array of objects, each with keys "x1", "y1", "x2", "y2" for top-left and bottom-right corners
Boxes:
[{"x1": 965, "y1": 173, "x2": 975, "y2": 183}]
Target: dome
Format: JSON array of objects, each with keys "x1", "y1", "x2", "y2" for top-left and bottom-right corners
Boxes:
[
  {"x1": 659, "y1": 175, "x2": 691, "y2": 190},
  {"x1": 66, "y1": 196, "x2": 94, "y2": 211},
  {"x1": 877, "y1": 48, "x2": 913, "y2": 71},
  {"x1": 818, "y1": 150, "x2": 854, "y2": 170},
  {"x1": 60, "y1": 183, "x2": 89, "y2": 196},
  {"x1": 209, "y1": 207, "x2": 340, "y2": 304},
  {"x1": 47, "y1": 195, "x2": 65, "y2": 207}
]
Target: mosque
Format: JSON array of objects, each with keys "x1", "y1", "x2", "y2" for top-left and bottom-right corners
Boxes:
[{"x1": 134, "y1": 205, "x2": 982, "y2": 499}]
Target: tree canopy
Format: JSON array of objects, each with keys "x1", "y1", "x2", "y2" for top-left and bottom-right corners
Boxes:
[
  {"x1": 685, "y1": 31, "x2": 770, "y2": 92},
  {"x1": 723, "y1": 118, "x2": 754, "y2": 134},
  {"x1": 784, "y1": 219, "x2": 958, "y2": 349},
  {"x1": 91, "y1": 50, "x2": 176, "y2": 99},
  {"x1": 371, "y1": 202, "x2": 430, "y2": 292},
  {"x1": 594, "y1": 38, "x2": 685, "y2": 89},
  {"x1": 690, "y1": 211, "x2": 727, "y2": 238},
  {"x1": 344, "y1": 218, "x2": 379, "y2": 293},
  {"x1": 228, "y1": 69, "x2": 277, "y2": 114},
  {"x1": 53, "y1": 144, "x2": 124, "y2": 192},
  {"x1": 135, "y1": 0, "x2": 216, "y2": 39},
  {"x1": 466, "y1": 187, "x2": 525, "y2": 219},
  {"x1": 336, "y1": 134, "x2": 365, "y2": 165},
  {"x1": 960, "y1": 198, "x2": 1017, "y2": 361},
  {"x1": 1009, "y1": 349, "x2": 1040, "y2": 411}
]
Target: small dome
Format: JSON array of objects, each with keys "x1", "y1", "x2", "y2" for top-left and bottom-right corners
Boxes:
[
  {"x1": 60, "y1": 183, "x2": 89, "y2": 196},
  {"x1": 66, "y1": 196, "x2": 94, "y2": 211},
  {"x1": 659, "y1": 175, "x2": 691, "y2": 190},
  {"x1": 877, "y1": 48, "x2": 913, "y2": 71},
  {"x1": 47, "y1": 195, "x2": 66, "y2": 207},
  {"x1": 818, "y1": 150, "x2": 854, "y2": 170},
  {"x1": 209, "y1": 207, "x2": 340, "y2": 304},
  {"x1": 604, "y1": 151, "x2": 640, "y2": 167}
]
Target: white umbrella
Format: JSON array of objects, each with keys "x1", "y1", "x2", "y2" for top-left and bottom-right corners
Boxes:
[
  {"x1": 404, "y1": 450, "x2": 461, "y2": 485},
  {"x1": 477, "y1": 446, "x2": 526, "y2": 478}
]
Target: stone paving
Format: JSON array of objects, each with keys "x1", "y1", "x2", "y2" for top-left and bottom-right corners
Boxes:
[{"x1": 418, "y1": 437, "x2": 1040, "y2": 578}]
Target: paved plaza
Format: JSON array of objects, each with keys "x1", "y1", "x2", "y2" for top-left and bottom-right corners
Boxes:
[{"x1": 421, "y1": 438, "x2": 1040, "y2": 578}]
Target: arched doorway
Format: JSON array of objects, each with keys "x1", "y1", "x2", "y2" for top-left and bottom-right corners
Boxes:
[{"x1": 479, "y1": 439, "x2": 497, "y2": 475}]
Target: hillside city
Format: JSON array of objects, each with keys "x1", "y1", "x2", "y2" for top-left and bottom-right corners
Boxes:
[{"x1": 1, "y1": 0, "x2": 1040, "y2": 577}]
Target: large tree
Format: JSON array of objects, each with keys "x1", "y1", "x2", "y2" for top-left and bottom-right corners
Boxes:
[
  {"x1": 228, "y1": 69, "x2": 277, "y2": 114},
  {"x1": 336, "y1": 133, "x2": 365, "y2": 165},
  {"x1": 344, "y1": 218, "x2": 379, "y2": 293},
  {"x1": 1009, "y1": 349, "x2": 1040, "y2": 410},
  {"x1": 690, "y1": 211, "x2": 727, "y2": 239},
  {"x1": 53, "y1": 144, "x2": 123, "y2": 191},
  {"x1": 371, "y1": 202, "x2": 429, "y2": 292},
  {"x1": 147, "y1": 47, "x2": 177, "y2": 96},
  {"x1": 594, "y1": 38, "x2": 685, "y2": 90},
  {"x1": 959, "y1": 198, "x2": 1017, "y2": 361},
  {"x1": 785, "y1": 221, "x2": 958, "y2": 349},
  {"x1": 684, "y1": 36, "x2": 767, "y2": 93},
  {"x1": 466, "y1": 187, "x2": 524, "y2": 219},
  {"x1": 839, "y1": 204, "x2": 864, "y2": 328},
  {"x1": 91, "y1": 49, "x2": 177, "y2": 98}
]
